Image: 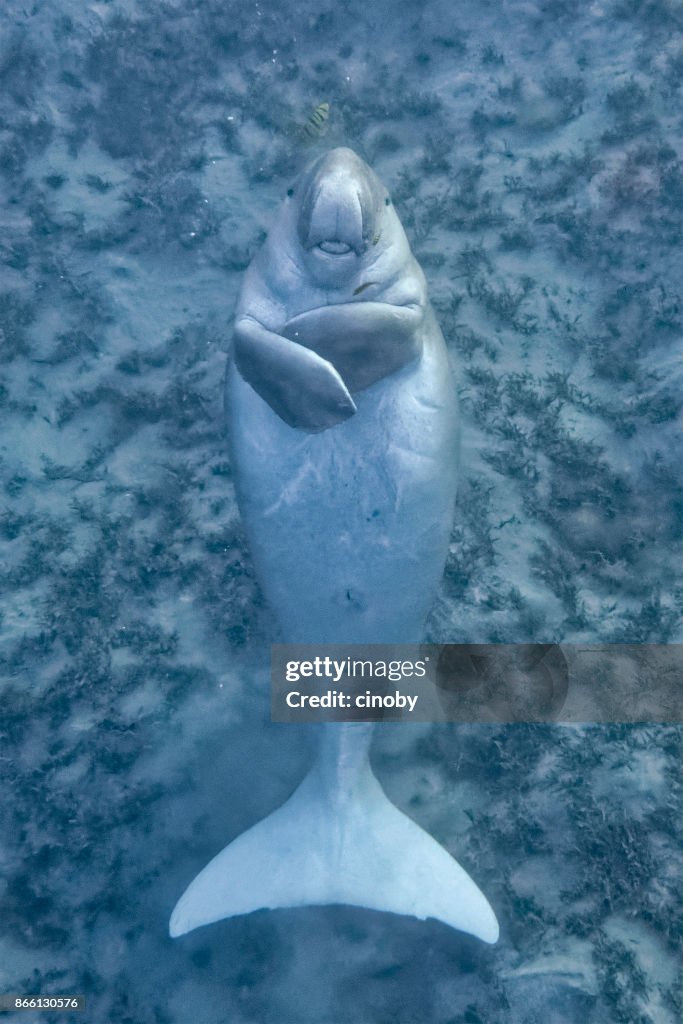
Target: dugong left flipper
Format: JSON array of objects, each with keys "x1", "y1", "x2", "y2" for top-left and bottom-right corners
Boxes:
[{"x1": 282, "y1": 299, "x2": 423, "y2": 393}]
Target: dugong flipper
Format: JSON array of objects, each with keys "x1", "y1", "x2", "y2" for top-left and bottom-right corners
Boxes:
[
  {"x1": 170, "y1": 149, "x2": 499, "y2": 945},
  {"x1": 234, "y1": 315, "x2": 357, "y2": 432}
]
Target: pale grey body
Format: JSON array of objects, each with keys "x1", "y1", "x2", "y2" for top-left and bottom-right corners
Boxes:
[{"x1": 170, "y1": 149, "x2": 499, "y2": 944}]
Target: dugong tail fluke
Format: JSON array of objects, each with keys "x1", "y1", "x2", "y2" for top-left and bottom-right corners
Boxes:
[{"x1": 170, "y1": 725, "x2": 499, "y2": 943}]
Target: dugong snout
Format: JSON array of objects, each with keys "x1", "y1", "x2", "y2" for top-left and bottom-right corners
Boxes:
[{"x1": 296, "y1": 147, "x2": 382, "y2": 258}]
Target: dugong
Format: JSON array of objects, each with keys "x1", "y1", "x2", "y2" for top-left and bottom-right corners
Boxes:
[{"x1": 170, "y1": 149, "x2": 499, "y2": 944}]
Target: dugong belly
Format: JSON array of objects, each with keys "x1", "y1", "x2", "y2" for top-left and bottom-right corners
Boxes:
[{"x1": 226, "y1": 309, "x2": 458, "y2": 645}]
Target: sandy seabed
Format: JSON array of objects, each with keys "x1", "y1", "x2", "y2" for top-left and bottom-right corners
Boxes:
[{"x1": 0, "y1": 1, "x2": 681, "y2": 1021}]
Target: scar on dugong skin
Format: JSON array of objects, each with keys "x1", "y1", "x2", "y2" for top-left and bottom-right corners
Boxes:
[{"x1": 233, "y1": 147, "x2": 429, "y2": 431}]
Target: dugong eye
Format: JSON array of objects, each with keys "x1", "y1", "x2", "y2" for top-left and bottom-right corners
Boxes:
[
  {"x1": 385, "y1": 197, "x2": 391, "y2": 205},
  {"x1": 287, "y1": 188, "x2": 294, "y2": 197}
]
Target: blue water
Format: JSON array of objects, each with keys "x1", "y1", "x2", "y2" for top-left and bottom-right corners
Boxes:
[{"x1": 1, "y1": 0, "x2": 681, "y2": 1021}]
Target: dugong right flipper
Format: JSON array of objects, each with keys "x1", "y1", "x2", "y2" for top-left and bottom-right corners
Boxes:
[{"x1": 234, "y1": 315, "x2": 357, "y2": 432}]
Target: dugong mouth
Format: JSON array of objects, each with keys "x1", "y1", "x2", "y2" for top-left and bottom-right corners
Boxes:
[
  {"x1": 317, "y1": 240, "x2": 353, "y2": 255},
  {"x1": 297, "y1": 148, "x2": 379, "y2": 257}
]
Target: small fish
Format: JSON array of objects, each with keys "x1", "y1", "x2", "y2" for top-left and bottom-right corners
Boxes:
[
  {"x1": 301, "y1": 101, "x2": 330, "y2": 140},
  {"x1": 353, "y1": 281, "x2": 378, "y2": 296}
]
